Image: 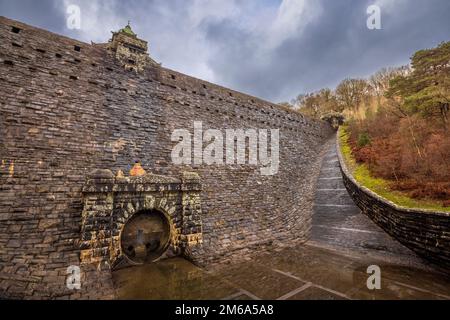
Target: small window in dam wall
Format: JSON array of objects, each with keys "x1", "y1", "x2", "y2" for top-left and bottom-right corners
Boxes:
[{"x1": 11, "y1": 26, "x2": 21, "y2": 34}]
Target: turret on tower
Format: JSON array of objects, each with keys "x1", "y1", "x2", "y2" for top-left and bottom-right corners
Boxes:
[{"x1": 108, "y1": 22, "x2": 159, "y2": 72}]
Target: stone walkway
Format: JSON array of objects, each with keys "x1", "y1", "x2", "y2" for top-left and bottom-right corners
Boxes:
[
  {"x1": 113, "y1": 141, "x2": 450, "y2": 300},
  {"x1": 310, "y1": 143, "x2": 422, "y2": 264}
]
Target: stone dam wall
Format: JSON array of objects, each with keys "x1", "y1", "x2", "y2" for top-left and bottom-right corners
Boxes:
[
  {"x1": 0, "y1": 17, "x2": 333, "y2": 299},
  {"x1": 336, "y1": 134, "x2": 450, "y2": 271}
]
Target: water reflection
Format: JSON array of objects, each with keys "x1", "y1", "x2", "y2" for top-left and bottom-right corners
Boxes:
[
  {"x1": 113, "y1": 246, "x2": 450, "y2": 300},
  {"x1": 112, "y1": 258, "x2": 237, "y2": 300}
]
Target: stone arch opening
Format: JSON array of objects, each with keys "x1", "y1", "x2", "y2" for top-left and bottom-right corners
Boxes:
[
  {"x1": 81, "y1": 170, "x2": 202, "y2": 269},
  {"x1": 120, "y1": 209, "x2": 171, "y2": 264}
]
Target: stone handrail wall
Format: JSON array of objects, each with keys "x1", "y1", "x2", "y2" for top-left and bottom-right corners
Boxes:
[{"x1": 336, "y1": 132, "x2": 450, "y2": 270}]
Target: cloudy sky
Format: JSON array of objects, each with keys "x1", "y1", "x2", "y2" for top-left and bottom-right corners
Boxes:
[{"x1": 1, "y1": 0, "x2": 449, "y2": 102}]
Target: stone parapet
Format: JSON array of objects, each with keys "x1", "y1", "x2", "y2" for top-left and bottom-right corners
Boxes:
[{"x1": 336, "y1": 133, "x2": 450, "y2": 271}]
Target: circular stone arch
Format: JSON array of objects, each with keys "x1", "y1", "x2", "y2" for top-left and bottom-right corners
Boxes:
[{"x1": 120, "y1": 209, "x2": 171, "y2": 264}]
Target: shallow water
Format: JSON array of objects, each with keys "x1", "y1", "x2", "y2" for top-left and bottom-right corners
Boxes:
[
  {"x1": 112, "y1": 257, "x2": 237, "y2": 300},
  {"x1": 112, "y1": 245, "x2": 450, "y2": 300}
]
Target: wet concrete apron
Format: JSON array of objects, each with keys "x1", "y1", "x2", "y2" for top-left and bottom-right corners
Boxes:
[{"x1": 113, "y1": 140, "x2": 450, "y2": 300}]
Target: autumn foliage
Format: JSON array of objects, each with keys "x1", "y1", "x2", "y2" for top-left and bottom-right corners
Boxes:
[
  {"x1": 348, "y1": 113, "x2": 450, "y2": 204},
  {"x1": 293, "y1": 41, "x2": 450, "y2": 207}
]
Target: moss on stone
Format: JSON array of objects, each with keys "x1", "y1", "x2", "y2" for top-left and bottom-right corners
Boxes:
[{"x1": 119, "y1": 23, "x2": 136, "y2": 37}]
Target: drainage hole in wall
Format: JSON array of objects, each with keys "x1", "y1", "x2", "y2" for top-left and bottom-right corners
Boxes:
[{"x1": 11, "y1": 26, "x2": 21, "y2": 33}]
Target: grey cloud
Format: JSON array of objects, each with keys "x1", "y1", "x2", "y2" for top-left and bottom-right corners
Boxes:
[
  {"x1": 0, "y1": 0, "x2": 65, "y2": 33},
  {"x1": 202, "y1": 0, "x2": 450, "y2": 101},
  {"x1": 1, "y1": 0, "x2": 449, "y2": 102}
]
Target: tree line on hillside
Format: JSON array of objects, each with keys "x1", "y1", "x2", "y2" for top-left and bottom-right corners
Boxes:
[
  {"x1": 280, "y1": 66, "x2": 411, "y2": 120},
  {"x1": 283, "y1": 41, "x2": 450, "y2": 205}
]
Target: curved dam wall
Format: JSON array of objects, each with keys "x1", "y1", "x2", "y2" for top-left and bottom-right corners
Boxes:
[
  {"x1": 0, "y1": 17, "x2": 333, "y2": 299},
  {"x1": 336, "y1": 134, "x2": 450, "y2": 270}
]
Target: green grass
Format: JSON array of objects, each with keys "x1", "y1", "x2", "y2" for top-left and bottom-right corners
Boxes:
[{"x1": 338, "y1": 126, "x2": 448, "y2": 212}]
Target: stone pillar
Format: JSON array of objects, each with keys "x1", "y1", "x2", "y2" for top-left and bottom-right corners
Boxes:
[
  {"x1": 78, "y1": 169, "x2": 116, "y2": 299},
  {"x1": 80, "y1": 169, "x2": 115, "y2": 269},
  {"x1": 181, "y1": 172, "x2": 203, "y2": 261}
]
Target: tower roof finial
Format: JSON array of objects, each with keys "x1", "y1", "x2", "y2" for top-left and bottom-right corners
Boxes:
[{"x1": 118, "y1": 20, "x2": 136, "y2": 37}]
